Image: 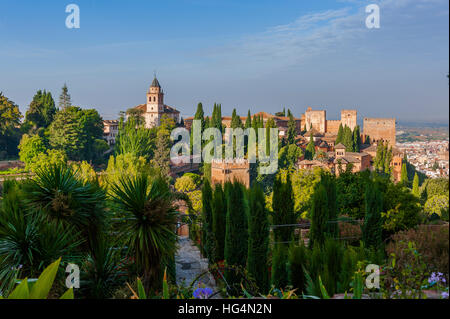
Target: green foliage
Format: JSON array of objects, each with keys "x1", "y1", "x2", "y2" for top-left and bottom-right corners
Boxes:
[
  {"x1": 0, "y1": 259, "x2": 73, "y2": 299},
  {"x1": 244, "y1": 110, "x2": 252, "y2": 129},
  {"x1": 336, "y1": 124, "x2": 344, "y2": 145},
  {"x1": 342, "y1": 126, "x2": 353, "y2": 152},
  {"x1": 71, "y1": 161, "x2": 98, "y2": 184},
  {"x1": 336, "y1": 170, "x2": 370, "y2": 219},
  {"x1": 400, "y1": 163, "x2": 408, "y2": 185},
  {"x1": 18, "y1": 134, "x2": 47, "y2": 168},
  {"x1": 0, "y1": 183, "x2": 83, "y2": 295},
  {"x1": 424, "y1": 195, "x2": 449, "y2": 219},
  {"x1": 201, "y1": 179, "x2": 214, "y2": 260},
  {"x1": 272, "y1": 175, "x2": 295, "y2": 242},
  {"x1": 271, "y1": 243, "x2": 289, "y2": 289},
  {"x1": 374, "y1": 141, "x2": 393, "y2": 176},
  {"x1": 382, "y1": 242, "x2": 428, "y2": 299},
  {"x1": 224, "y1": 181, "x2": 248, "y2": 295},
  {"x1": 105, "y1": 153, "x2": 152, "y2": 188},
  {"x1": 352, "y1": 126, "x2": 361, "y2": 152},
  {"x1": 27, "y1": 149, "x2": 67, "y2": 173},
  {"x1": 175, "y1": 174, "x2": 199, "y2": 193},
  {"x1": 380, "y1": 182, "x2": 421, "y2": 235},
  {"x1": 309, "y1": 184, "x2": 329, "y2": 248},
  {"x1": 212, "y1": 184, "x2": 226, "y2": 262},
  {"x1": 0, "y1": 92, "x2": 22, "y2": 159},
  {"x1": 412, "y1": 173, "x2": 420, "y2": 197},
  {"x1": 287, "y1": 111, "x2": 297, "y2": 145},
  {"x1": 48, "y1": 106, "x2": 104, "y2": 162},
  {"x1": 278, "y1": 144, "x2": 302, "y2": 169},
  {"x1": 362, "y1": 181, "x2": 383, "y2": 249},
  {"x1": 23, "y1": 90, "x2": 56, "y2": 133},
  {"x1": 80, "y1": 235, "x2": 123, "y2": 299},
  {"x1": 305, "y1": 132, "x2": 315, "y2": 160},
  {"x1": 58, "y1": 84, "x2": 72, "y2": 110},
  {"x1": 110, "y1": 174, "x2": 178, "y2": 293},
  {"x1": 247, "y1": 183, "x2": 269, "y2": 293},
  {"x1": 25, "y1": 164, "x2": 106, "y2": 252},
  {"x1": 288, "y1": 242, "x2": 308, "y2": 294}
]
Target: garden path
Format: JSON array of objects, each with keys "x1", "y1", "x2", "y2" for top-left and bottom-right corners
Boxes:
[{"x1": 175, "y1": 236, "x2": 222, "y2": 298}]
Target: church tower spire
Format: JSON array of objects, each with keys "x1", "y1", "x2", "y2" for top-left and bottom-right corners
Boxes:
[{"x1": 146, "y1": 76, "x2": 165, "y2": 127}]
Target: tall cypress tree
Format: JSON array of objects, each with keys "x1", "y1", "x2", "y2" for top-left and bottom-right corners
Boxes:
[
  {"x1": 305, "y1": 132, "x2": 316, "y2": 160},
  {"x1": 336, "y1": 124, "x2": 344, "y2": 145},
  {"x1": 352, "y1": 125, "x2": 361, "y2": 152},
  {"x1": 412, "y1": 173, "x2": 420, "y2": 196},
  {"x1": 309, "y1": 184, "x2": 329, "y2": 248},
  {"x1": 287, "y1": 112, "x2": 296, "y2": 145},
  {"x1": 202, "y1": 179, "x2": 214, "y2": 261},
  {"x1": 362, "y1": 181, "x2": 383, "y2": 249},
  {"x1": 194, "y1": 103, "x2": 205, "y2": 132},
  {"x1": 271, "y1": 175, "x2": 295, "y2": 289},
  {"x1": 343, "y1": 125, "x2": 353, "y2": 152},
  {"x1": 400, "y1": 163, "x2": 408, "y2": 185},
  {"x1": 224, "y1": 181, "x2": 248, "y2": 295},
  {"x1": 212, "y1": 184, "x2": 227, "y2": 262},
  {"x1": 322, "y1": 173, "x2": 338, "y2": 238},
  {"x1": 247, "y1": 183, "x2": 269, "y2": 293},
  {"x1": 245, "y1": 110, "x2": 252, "y2": 129}
]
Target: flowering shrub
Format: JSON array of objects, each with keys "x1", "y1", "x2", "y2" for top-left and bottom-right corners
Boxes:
[
  {"x1": 386, "y1": 225, "x2": 449, "y2": 276},
  {"x1": 382, "y1": 242, "x2": 428, "y2": 299},
  {"x1": 193, "y1": 287, "x2": 213, "y2": 299}
]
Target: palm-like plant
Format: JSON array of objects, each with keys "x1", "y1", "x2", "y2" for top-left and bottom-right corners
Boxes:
[
  {"x1": 24, "y1": 164, "x2": 107, "y2": 252},
  {"x1": 0, "y1": 184, "x2": 83, "y2": 296},
  {"x1": 110, "y1": 174, "x2": 178, "y2": 293}
]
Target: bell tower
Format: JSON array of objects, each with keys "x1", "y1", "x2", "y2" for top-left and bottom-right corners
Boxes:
[{"x1": 146, "y1": 76, "x2": 164, "y2": 127}]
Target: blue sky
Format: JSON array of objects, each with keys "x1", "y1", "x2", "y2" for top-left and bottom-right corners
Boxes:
[{"x1": 0, "y1": 0, "x2": 448, "y2": 123}]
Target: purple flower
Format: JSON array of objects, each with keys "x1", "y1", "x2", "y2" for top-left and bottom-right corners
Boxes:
[
  {"x1": 193, "y1": 287, "x2": 214, "y2": 299},
  {"x1": 441, "y1": 291, "x2": 449, "y2": 299}
]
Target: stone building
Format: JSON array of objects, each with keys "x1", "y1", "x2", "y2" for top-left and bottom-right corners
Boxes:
[
  {"x1": 333, "y1": 143, "x2": 372, "y2": 175},
  {"x1": 103, "y1": 120, "x2": 119, "y2": 145},
  {"x1": 305, "y1": 107, "x2": 327, "y2": 133},
  {"x1": 363, "y1": 118, "x2": 396, "y2": 146},
  {"x1": 211, "y1": 159, "x2": 250, "y2": 188},
  {"x1": 132, "y1": 77, "x2": 180, "y2": 128}
]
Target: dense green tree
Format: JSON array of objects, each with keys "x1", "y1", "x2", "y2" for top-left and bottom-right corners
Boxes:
[
  {"x1": 247, "y1": 183, "x2": 269, "y2": 293},
  {"x1": 0, "y1": 93, "x2": 22, "y2": 159},
  {"x1": 231, "y1": 109, "x2": 243, "y2": 129},
  {"x1": 18, "y1": 134, "x2": 46, "y2": 168},
  {"x1": 212, "y1": 184, "x2": 227, "y2": 262},
  {"x1": 201, "y1": 179, "x2": 214, "y2": 260},
  {"x1": 278, "y1": 144, "x2": 302, "y2": 169},
  {"x1": 412, "y1": 173, "x2": 420, "y2": 197},
  {"x1": 400, "y1": 163, "x2": 408, "y2": 185},
  {"x1": 115, "y1": 116, "x2": 156, "y2": 160},
  {"x1": 342, "y1": 125, "x2": 353, "y2": 152},
  {"x1": 288, "y1": 242, "x2": 308, "y2": 294},
  {"x1": 305, "y1": 132, "x2": 316, "y2": 160},
  {"x1": 271, "y1": 243, "x2": 289, "y2": 289},
  {"x1": 322, "y1": 173, "x2": 338, "y2": 238},
  {"x1": 362, "y1": 181, "x2": 383, "y2": 249},
  {"x1": 245, "y1": 110, "x2": 252, "y2": 129},
  {"x1": 336, "y1": 124, "x2": 344, "y2": 145},
  {"x1": 194, "y1": 103, "x2": 205, "y2": 131},
  {"x1": 309, "y1": 184, "x2": 328, "y2": 248},
  {"x1": 125, "y1": 108, "x2": 145, "y2": 127},
  {"x1": 272, "y1": 175, "x2": 295, "y2": 242},
  {"x1": 287, "y1": 111, "x2": 296, "y2": 145},
  {"x1": 23, "y1": 90, "x2": 56, "y2": 133},
  {"x1": 352, "y1": 125, "x2": 361, "y2": 152},
  {"x1": 152, "y1": 125, "x2": 171, "y2": 177},
  {"x1": 49, "y1": 106, "x2": 105, "y2": 162},
  {"x1": 58, "y1": 84, "x2": 72, "y2": 110},
  {"x1": 224, "y1": 181, "x2": 248, "y2": 295},
  {"x1": 265, "y1": 117, "x2": 277, "y2": 154}
]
